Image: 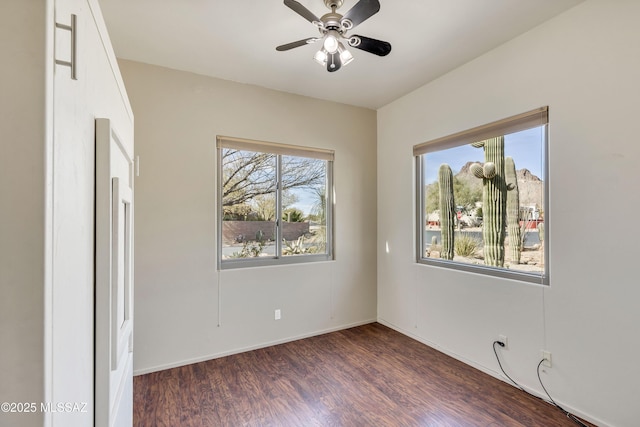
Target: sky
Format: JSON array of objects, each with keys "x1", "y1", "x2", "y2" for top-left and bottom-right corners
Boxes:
[
  {"x1": 290, "y1": 189, "x2": 317, "y2": 216},
  {"x1": 423, "y1": 126, "x2": 545, "y2": 184},
  {"x1": 290, "y1": 126, "x2": 546, "y2": 216}
]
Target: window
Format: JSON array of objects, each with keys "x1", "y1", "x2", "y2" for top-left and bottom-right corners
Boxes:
[
  {"x1": 414, "y1": 108, "x2": 549, "y2": 284},
  {"x1": 217, "y1": 136, "x2": 334, "y2": 269}
]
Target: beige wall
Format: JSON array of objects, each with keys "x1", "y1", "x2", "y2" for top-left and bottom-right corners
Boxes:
[
  {"x1": 119, "y1": 60, "x2": 378, "y2": 374},
  {"x1": 377, "y1": 1, "x2": 640, "y2": 426},
  {"x1": 0, "y1": 1, "x2": 48, "y2": 426}
]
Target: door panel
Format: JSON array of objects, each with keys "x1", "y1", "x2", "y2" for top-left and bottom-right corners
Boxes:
[
  {"x1": 96, "y1": 118, "x2": 134, "y2": 427},
  {"x1": 51, "y1": 2, "x2": 95, "y2": 426},
  {"x1": 111, "y1": 177, "x2": 133, "y2": 370}
]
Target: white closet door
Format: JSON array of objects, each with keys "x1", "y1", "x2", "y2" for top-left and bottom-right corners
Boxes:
[
  {"x1": 51, "y1": 3, "x2": 95, "y2": 426},
  {"x1": 95, "y1": 118, "x2": 134, "y2": 427}
]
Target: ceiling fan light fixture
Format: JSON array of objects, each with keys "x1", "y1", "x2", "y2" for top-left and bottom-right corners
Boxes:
[
  {"x1": 338, "y1": 43, "x2": 353, "y2": 66},
  {"x1": 323, "y1": 31, "x2": 340, "y2": 54},
  {"x1": 277, "y1": 0, "x2": 391, "y2": 72},
  {"x1": 314, "y1": 49, "x2": 328, "y2": 66}
]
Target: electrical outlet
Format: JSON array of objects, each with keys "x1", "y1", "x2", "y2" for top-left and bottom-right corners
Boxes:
[
  {"x1": 541, "y1": 350, "x2": 552, "y2": 367},
  {"x1": 498, "y1": 334, "x2": 508, "y2": 350},
  {"x1": 274, "y1": 309, "x2": 281, "y2": 320}
]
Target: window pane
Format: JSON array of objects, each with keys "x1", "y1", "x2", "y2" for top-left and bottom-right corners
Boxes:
[
  {"x1": 419, "y1": 126, "x2": 547, "y2": 282},
  {"x1": 217, "y1": 136, "x2": 334, "y2": 269},
  {"x1": 281, "y1": 156, "x2": 328, "y2": 256},
  {"x1": 221, "y1": 148, "x2": 276, "y2": 260}
]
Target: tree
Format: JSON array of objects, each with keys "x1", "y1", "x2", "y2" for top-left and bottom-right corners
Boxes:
[
  {"x1": 425, "y1": 176, "x2": 481, "y2": 214},
  {"x1": 252, "y1": 194, "x2": 276, "y2": 221},
  {"x1": 283, "y1": 208, "x2": 305, "y2": 222},
  {"x1": 223, "y1": 203, "x2": 253, "y2": 221},
  {"x1": 425, "y1": 183, "x2": 439, "y2": 214},
  {"x1": 252, "y1": 191, "x2": 299, "y2": 221},
  {"x1": 309, "y1": 186, "x2": 327, "y2": 224},
  {"x1": 222, "y1": 149, "x2": 325, "y2": 208},
  {"x1": 453, "y1": 176, "x2": 482, "y2": 212}
]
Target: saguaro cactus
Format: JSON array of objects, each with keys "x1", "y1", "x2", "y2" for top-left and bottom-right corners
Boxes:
[
  {"x1": 438, "y1": 164, "x2": 455, "y2": 260},
  {"x1": 505, "y1": 156, "x2": 521, "y2": 264},
  {"x1": 470, "y1": 137, "x2": 507, "y2": 266}
]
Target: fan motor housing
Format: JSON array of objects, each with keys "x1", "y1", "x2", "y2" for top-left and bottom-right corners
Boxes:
[
  {"x1": 320, "y1": 12, "x2": 343, "y2": 30},
  {"x1": 324, "y1": 0, "x2": 344, "y2": 10}
]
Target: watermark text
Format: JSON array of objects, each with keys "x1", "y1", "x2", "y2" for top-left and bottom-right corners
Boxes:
[{"x1": 1, "y1": 402, "x2": 88, "y2": 414}]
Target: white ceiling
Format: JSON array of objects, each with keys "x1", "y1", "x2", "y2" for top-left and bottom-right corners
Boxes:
[{"x1": 99, "y1": 0, "x2": 583, "y2": 109}]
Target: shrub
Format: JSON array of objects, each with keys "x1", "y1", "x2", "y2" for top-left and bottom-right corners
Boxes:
[
  {"x1": 228, "y1": 240, "x2": 265, "y2": 258},
  {"x1": 283, "y1": 208, "x2": 305, "y2": 222},
  {"x1": 455, "y1": 232, "x2": 480, "y2": 257}
]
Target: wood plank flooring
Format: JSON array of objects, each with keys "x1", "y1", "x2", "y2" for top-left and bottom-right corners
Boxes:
[{"x1": 133, "y1": 323, "x2": 592, "y2": 426}]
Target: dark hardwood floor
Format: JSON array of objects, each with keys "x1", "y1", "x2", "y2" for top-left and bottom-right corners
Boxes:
[{"x1": 134, "y1": 323, "x2": 592, "y2": 426}]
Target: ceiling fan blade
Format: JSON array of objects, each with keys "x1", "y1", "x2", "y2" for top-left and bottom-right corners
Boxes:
[
  {"x1": 276, "y1": 38, "x2": 318, "y2": 51},
  {"x1": 342, "y1": 0, "x2": 380, "y2": 29},
  {"x1": 349, "y1": 35, "x2": 391, "y2": 56},
  {"x1": 327, "y1": 52, "x2": 342, "y2": 72},
  {"x1": 283, "y1": 0, "x2": 320, "y2": 23}
]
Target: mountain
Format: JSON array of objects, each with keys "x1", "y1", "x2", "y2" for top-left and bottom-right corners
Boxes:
[
  {"x1": 457, "y1": 161, "x2": 542, "y2": 208},
  {"x1": 514, "y1": 167, "x2": 543, "y2": 208},
  {"x1": 427, "y1": 161, "x2": 543, "y2": 209}
]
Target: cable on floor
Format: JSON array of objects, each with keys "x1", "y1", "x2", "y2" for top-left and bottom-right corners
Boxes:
[
  {"x1": 492, "y1": 341, "x2": 524, "y2": 391},
  {"x1": 492, "y1": 340, "x2": 588, "y2": 427},
  {"x1": 536, "y1": 359, "x2": 588, "y2": 427}
]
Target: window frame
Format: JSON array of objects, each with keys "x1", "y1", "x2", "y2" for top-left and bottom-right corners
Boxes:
[
  {"x1": 414, "y1": 107, "x2": 550, "y2": 285},
  {"x1": 217, "y1": 136, "x2": 335, "y2": 270}
]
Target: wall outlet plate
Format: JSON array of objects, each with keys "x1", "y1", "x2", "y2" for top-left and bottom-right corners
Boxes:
[
  {"x1": 274, "y1": 309, "x2": 281, "y2": 320},
  {"x1": 541, "y1": 350, "x2": 552, "y2": 367},
  {"x1": 498, "y1": 334, "x2": 508, "y2": 350}
]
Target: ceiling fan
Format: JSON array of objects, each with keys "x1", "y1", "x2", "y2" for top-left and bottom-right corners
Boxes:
[{"x1": 276, "y1": 0, "x2": 391, "y2": 72}]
